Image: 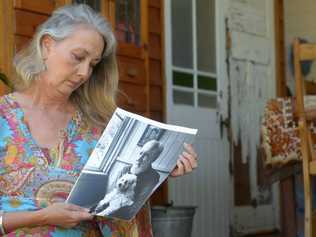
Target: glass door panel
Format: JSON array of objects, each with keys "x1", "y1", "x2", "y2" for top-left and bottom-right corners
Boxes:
[
  {"x1": 115, "y1": 0, "x2": 141, "y2": 47},
  {"x1": 196, "y1": 0, "x2": 216, "y2": 73},
  {"x1": 171, "y1": 0, "x2": 217, "y2": 109},
  {"x1": 171, "y1": 0, "x2": 193, "y2": 69}
]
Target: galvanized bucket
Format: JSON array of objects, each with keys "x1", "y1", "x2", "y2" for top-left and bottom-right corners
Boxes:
[{"x1": 151, "y1": 205, "x2": 196, "y2": 237}]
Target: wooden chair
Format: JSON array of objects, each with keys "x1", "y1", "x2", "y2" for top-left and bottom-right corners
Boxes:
[{"x1": 293, "y1": 38, "x2": 316, "y2": 237}]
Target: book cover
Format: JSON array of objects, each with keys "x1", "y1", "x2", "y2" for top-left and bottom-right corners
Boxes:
[{"x1": 66, "y1": 108, "x2": 197, "y2": 220}]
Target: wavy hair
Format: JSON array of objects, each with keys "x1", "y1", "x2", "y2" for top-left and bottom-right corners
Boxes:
[{"x1": 13, "y1": 4, "x2": 118, "y2": 127}]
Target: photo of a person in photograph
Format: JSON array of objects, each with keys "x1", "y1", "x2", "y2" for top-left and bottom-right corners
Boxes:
[{"x1": 94, "y1": 139, "x2": 164, "y2": 219}]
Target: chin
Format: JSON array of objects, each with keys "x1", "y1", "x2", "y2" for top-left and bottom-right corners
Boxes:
[{"x1": 57, "y1": 87, "x2": 76, "y2": 97}]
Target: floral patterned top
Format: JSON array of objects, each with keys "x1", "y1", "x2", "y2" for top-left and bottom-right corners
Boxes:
[{"x1": 0, "y1": 93, "x2": 153, "y2": 237}]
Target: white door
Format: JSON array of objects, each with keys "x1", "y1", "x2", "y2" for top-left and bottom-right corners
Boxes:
[
  {"x1": 227, "y1": 0, "x2": 280, "y2": 234},
  {"x1": 165, "y1": 0, "x2": 230, "y2": 236}
]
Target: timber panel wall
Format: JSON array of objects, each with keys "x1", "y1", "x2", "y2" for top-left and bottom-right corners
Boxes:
[
  {"x1": 148, "y1": 0, "x2": 164, "y2": 122},
  {"x1": 147, "y1": 0, "x2": 167, "y2": 205}
]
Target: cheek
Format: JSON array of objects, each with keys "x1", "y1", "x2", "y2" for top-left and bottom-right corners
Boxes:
[{"x1": 48, "y1": 56, "x2": 71, "y2": 75}]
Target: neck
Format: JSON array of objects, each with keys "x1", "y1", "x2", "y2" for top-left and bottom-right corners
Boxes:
[{"x1": 22, "y1": 77, "x2": 73, "y2": 113}]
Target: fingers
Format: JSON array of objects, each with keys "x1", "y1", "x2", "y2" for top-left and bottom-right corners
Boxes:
[
  {"x1": 170, "y1": 143, "x2": 198, "y2": 177},
  {"x1": 63, "y1": 204, "x2": 93, "y2": 221},
  {"x1": 184, "y1": 143, "x2": 198, "y2": 160},
  {"x1": 179, "y1": 154, "x2": 193, "y2": 173},
  {"x1": 182, "y1": 151, "x2": 198, "y2": 169},
  {"x1": 70, "y1": 209, "x2": 93, "y2": 221},
  {"x1": 41, "y1": 203, "x2": 93, "y2": 227},
  {"x1": 171, "y1": 159, "x2": 185, "y2": 177},
  {"x1": 64, "y1": 203, "x2": 89, "y2": 212}
]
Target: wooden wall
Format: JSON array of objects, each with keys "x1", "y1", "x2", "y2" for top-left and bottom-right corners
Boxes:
[
  {"x1": 147, "y1": 0, "x2": 167, "y2": 205},
  {"x1": 0, "y1": 0, "x2": 67, "y2": 95},
  {"x1": 148, "y1": 0, "x2": 164, "y2": 123}
]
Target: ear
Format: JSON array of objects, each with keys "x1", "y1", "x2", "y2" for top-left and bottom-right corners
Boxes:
[{"x1": 41, "y1": 35, "x2": 55, "y2": 59}]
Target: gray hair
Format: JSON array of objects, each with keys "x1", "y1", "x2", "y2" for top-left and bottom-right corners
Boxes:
[
  {"x1": 13, "y1": 4, "x2": 119, "y2": 127},
  {"x1": 14, "y1": 4, "x2": 116, "y2": 83}
]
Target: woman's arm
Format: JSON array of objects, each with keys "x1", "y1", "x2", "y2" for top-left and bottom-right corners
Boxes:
[{"x1": 2, "y1": 203, "x2": 93, "y2": 234}]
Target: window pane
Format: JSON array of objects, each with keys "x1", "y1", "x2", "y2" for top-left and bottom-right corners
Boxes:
[
  {"x1": 198, "y1": 94, "x2": 217, "y2": 108},
  {"x1": 173, "y1": 90, "x2": 194, "y2": 106},
  {"x1": 116, "y1": 0, "x2": 141, "y2": 46},
  {"x1": 171, "y1": 0, "x2": 193, "y2": 69},
  {"x1": 173, "y1": 71, "x2": 194, "y2": 88},
  {"x1": 73, "y1": 0, "x2": 101, "y2": 11},
  {"x1": 196, "y1": 0, "x2": 216, "y2": 73},
  {"x1": 198, "y1": 75, "x2": 217, "y2": 91}
]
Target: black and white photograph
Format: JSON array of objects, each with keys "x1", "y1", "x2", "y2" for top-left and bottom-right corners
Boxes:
[{"x1": 67, "y1": 108, "x2": 197, "y2": 220}]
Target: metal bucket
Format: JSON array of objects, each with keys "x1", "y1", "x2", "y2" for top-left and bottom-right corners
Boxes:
[{"x1": 151, "y1": 205, "x2": 196, "y2": 237}]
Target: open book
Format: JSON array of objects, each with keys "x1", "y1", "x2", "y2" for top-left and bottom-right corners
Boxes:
[{"x1": 66, "y1": 108, "x2": 197, "y2": 220}]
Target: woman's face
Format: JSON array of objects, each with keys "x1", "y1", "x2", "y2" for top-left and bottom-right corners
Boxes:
[{"x1": 41, "y1": 26, "x2": 105, "y2": 97}]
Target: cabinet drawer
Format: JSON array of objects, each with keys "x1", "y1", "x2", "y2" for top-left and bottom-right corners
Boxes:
[
  {"x1": 118, "y1": 56, "x2": 146, "y2": 85},
  {"x1": 149, "y1": 111, "x2": 163, "y2": 122},
  {"x1": 14, "y1": 0, "x2": 58, "y2": 15},
  {"x1": 150, "y1": 86, "x2": 163, "y2": 111},
  {"x1": 117, "y1": 82, "x2": 147, "y2": 112}
]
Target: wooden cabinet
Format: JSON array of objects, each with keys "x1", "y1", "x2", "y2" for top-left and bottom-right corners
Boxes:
[
  {"x1": 0, "y1": 0, "x2": 70, "y2": 91},
  {"x1": 107, "y1": 0, "x2": 151, "y2": 117},
  {"x1": 14, "y1": 0, "x2": 66, "y2": 14}
]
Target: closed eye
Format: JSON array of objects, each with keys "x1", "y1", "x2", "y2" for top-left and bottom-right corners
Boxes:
[{"x1": 72, "y1": 53, "x2": 84, "y2": 62}]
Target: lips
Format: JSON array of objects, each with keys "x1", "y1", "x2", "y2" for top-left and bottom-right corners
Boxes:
[
  {"x1": 67, "y1": 80, "x2": 79, "y2": 86},
  {"x1": 66, "y1": 80, "x2": 82, "y2": 89}
]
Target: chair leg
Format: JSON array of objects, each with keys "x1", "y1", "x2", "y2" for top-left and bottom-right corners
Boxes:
[{"x1": 304, "y1": 173, "x2": 313, "y2": 237}]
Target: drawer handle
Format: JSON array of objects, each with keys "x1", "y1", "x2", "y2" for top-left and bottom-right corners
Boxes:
[{"x1": 126, "y1": 68, "x2": 138, "y2": 78}]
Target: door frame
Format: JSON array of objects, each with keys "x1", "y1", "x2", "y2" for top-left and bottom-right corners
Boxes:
[{"x1": 164, "y1": 0, "x2": 231, "y2": 236}]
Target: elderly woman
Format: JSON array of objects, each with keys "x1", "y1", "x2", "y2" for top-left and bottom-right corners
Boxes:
[{"x1": 0, "y1": 4, "x2": 198, "y2": 237}]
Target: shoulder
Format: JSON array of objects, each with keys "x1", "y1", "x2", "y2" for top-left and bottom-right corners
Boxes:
[
  {"x1": 0, "y1": 94, "x2": 16, "y2": 145},
  {"x1": 138, "y1": 168, "x2": 160, "y2": 184},
  {"x1": 0, "y1": 93, "x2": 17, "y2": 116}
]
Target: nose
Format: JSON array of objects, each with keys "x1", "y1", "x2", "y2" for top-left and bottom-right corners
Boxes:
[{"x1": 77, "y1": 62, "x2": 91, "y2": 79}]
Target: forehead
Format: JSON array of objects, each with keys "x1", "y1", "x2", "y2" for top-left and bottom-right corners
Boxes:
[{"x1": 59, "y1": 26, "x2": 105, "y2": 57}]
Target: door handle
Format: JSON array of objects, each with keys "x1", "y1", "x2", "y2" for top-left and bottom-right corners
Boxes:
[{"x1": 219, "y1": 115, "x2": 229, "y2": 139}]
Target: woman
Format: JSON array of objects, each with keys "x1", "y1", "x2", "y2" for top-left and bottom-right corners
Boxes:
[{"x1": 0, "y1": 4, "x2": 198, "y2": 236}]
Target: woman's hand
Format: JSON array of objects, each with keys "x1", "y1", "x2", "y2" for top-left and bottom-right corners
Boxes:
[
  {"x1": 2, "y1": 203, "x2": 93, "y2": 233},
  {"x1": 38, "y1": 203, "x2": 93, "y2": 228},
  {"x1": 170, "y1": 143, "x2": 198, "y2": 177}
]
